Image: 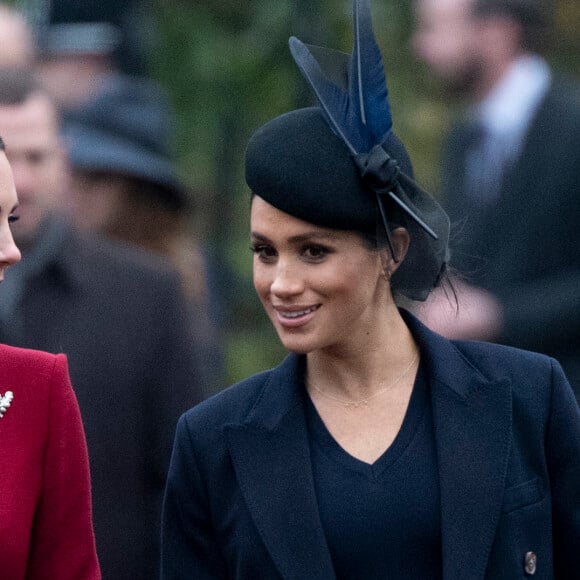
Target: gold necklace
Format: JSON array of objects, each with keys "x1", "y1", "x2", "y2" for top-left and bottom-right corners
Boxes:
[{"x1": 307, "y1": 351, "x2": 419, "y2": 409}]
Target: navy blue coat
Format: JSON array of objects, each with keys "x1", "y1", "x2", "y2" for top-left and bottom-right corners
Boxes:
[{"x1": 161, "y1": 313, "x2": 580, "y2": 579}]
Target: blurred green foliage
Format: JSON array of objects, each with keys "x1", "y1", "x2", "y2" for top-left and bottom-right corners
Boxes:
[{"x1": 147, "y1": 0, "x2": 579, "y2": 386}]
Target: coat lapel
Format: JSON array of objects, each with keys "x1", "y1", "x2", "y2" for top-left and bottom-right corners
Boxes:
[
  {"x1": 226, "y1": 355, "x2": 335, "y2": 579},
  {"x1": 405, "y1": 314, "x2": 512, "y2": 580},
  {"x1": 228, "y1": 315, "x2": 513, "y2": 579}
]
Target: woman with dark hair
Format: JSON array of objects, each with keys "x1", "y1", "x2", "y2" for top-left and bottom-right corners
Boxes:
[
  {"x1": 0, "y1": 135, "x2": 100, "y2": 579},
  {"x1": 161, "y1": 1, "x2": 579, "y2": 578}
]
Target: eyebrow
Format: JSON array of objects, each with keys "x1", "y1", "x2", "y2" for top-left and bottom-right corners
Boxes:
[
  {"x1": 0, "y1": 203, "x2": 20, "y2": 214},
  {"x1": 251, "y1": 231, "x2": 341, "y2": 244}
]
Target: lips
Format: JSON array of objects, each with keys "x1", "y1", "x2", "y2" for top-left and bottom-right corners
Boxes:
[
  {"x1": 273, "y1": 304, "x2": 320, "y2": 327},
  {"x1": 279, "y1": 306, "x2": 318, "y2": 318}
]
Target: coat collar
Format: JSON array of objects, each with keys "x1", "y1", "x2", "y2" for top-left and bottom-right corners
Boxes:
[{"x1": 227, "y1": 311, "x2": 512, "y2": 579}]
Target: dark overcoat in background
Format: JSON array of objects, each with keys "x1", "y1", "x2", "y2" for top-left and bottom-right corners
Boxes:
[
  {"x1": 0, "y1": 222, "x2": 204, "y2": 579},
  {"x1": 161, "y1": 313, "x2": 580, "y2": 579},
  {"x1": 440, "y1": 78, "x2": 580, "y2": 396}
]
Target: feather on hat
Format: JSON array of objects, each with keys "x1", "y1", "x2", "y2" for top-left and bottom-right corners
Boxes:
[{"x1": 246, "y1": 0, "x2": 450, "y2": 300}]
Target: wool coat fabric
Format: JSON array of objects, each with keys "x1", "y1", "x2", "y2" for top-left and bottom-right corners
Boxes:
[
  {"x1": 0, "y1": 345, "x2": 100, "y2": 579},
  {"x1": 440, "y1": 78, "x2": 580, "y2": 396},
  {"x1": 0, "y1": 220, "x2": 204, "y2": 579},
  {"x1": 161, "y1": 313, "x2": 580, "y2": 579}
]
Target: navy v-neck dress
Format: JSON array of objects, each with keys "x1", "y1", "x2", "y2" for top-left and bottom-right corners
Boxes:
[{"x1": 304, "y1": 362, "x2": 443, "y2": 579}]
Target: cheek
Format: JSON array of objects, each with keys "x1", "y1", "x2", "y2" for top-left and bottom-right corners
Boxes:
[
  {"x1": 322, "y1": 260, "x2": 380, "y2": 302},
  {"x1": 252, "y1": 262, "x2": 272, "y2": 301}
]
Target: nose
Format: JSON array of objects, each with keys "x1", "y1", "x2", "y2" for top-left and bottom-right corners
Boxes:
[
  {"x1": 270, "y1": 260, "x2": 304, "y2": 298},
  {"x1": 0, "y1": 225, "x2": 21, "y2": 267}
]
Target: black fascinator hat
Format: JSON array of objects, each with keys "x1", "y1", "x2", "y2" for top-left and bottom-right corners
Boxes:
[{"x1": 245, "y1": 0, "x2": 449, "y2": 301}]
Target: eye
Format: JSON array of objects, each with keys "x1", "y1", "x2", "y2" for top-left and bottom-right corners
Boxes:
[
  {"x1": 8, "y1": 214, "x2": 19, "y2": 224},
  {"x1": 250, "y1": 243, "x2": 277, "y2": 263},
  {"x1": 302, "y1": 244, "x2": 331, "y2": 261}
]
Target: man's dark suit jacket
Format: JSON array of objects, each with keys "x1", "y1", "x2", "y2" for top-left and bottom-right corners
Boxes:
[
  {"x1": 440, "y1": 78, "x2": 580, "y2": 395},
  {"x1": 0, "y1": 221, "x2": 204, "y2": 579},
  {"x1": 161, "y1": 313, "x2": 580, "y2": 579}
]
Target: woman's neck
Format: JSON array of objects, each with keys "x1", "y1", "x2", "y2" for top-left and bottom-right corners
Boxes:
[{"x1": 305, "y1": 306, "x2": 418, "y2": 401}]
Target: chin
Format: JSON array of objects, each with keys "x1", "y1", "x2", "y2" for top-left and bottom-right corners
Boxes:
[{"x1": 276, "y1": 333, "x2": 318, "y2": 355}]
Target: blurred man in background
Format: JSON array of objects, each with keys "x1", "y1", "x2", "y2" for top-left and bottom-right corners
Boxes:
[
  {"x1": 413, "y1": 0, "x2": 580, "y2": 396},
  {"x1": 0, "y1": 66, "x2": 205, "y2": 579}
]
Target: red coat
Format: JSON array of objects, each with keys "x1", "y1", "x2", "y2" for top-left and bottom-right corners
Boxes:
[{"x1": 0, "y1": 344, "x2": 100, "y2": 579}]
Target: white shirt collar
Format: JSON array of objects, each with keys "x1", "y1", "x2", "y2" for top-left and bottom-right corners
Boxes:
[{"x1": 476, "y1": 55, "x2": 551, "y2": 143}]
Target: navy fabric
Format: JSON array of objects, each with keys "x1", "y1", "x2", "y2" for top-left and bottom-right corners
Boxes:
[
  {"x1": 306, "y1": 362, "x2": 442, "y2": 579},
  {"x1": 161, "y1": 311, "x2": 580, "y2": 579}
]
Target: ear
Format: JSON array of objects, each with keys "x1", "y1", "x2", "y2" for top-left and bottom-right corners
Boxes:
[{"x1": 380, "y1": 227, "x2": 410, "y2": 277}]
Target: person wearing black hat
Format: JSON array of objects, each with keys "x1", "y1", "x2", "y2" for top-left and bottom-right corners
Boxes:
[
  {"x1": 64, "y1": 73, "x2": 224, "y2": 396},
  {"x1": 161, "y1": 1, "x2": 580, "y2": 578}
]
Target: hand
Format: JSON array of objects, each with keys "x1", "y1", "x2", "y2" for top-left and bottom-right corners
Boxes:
[{"x1": 414, "y1": 280, "x2": 503, "y2": 342}]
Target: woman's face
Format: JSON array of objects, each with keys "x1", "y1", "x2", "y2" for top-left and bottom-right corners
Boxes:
[
  {"x1": 0, "y1": 152, "x2": 21, "y2": 280},
  {"x1": 251, "y1": 196, "x2": 388, "y2": 355}
]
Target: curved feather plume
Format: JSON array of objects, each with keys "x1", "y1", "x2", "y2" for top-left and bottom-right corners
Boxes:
[
  {"x1": 289, "y1": 0, "x2": 439, "y2": 242},
  {"x1": 289, "y1": 0, "x2": 391, "y2": 154},
  {"x1": 351, "y1": 0, "x2": 392, "y2": 145},
  {"x1": 289, "y1": 37, "x2": 356, "y2": 154}
]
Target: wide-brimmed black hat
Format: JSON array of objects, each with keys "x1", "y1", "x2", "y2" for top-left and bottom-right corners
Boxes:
[
  {"x1": 245, "y1": 0, "x2": 449, "y2": 301},
  {"x1": 64, "y1": 74, "x2": 187, "y2": 207}
]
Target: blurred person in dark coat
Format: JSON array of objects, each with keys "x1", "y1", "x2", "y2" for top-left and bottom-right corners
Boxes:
[
  {"x1": 64, "y1": 73, "x2": 224, "y2": 395},
  {"x1": 0, "y1": 67, "x2": 204, "y2": 579},
  {"x1": 412, "y1": 0, "x2": 580, "y2": 396}
]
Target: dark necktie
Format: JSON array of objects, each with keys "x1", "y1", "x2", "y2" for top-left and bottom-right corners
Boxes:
[{"x1": 463, "y1": 123, "x2": 509, "y2": 205}]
